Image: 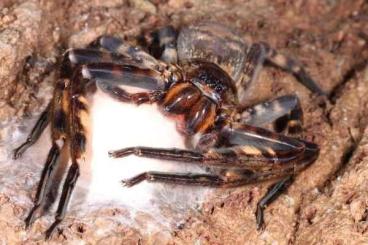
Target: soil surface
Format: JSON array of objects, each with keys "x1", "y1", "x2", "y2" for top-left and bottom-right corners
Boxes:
[{"x1": 1, "y1": 0, "x2": 368, "y2": 244}]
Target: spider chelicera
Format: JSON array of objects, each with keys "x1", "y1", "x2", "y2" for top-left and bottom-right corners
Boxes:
[{"x1": 13, "y1": 22, "x2": 324, "y2": 239}]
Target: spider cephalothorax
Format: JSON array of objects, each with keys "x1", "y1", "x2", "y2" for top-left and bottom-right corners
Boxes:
[{"x1": 13, "y1": 22, "x2": 324, "y2": 238}]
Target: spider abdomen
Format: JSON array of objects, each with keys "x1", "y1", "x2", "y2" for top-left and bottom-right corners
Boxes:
[{"x1": 161, "y1": 82, "x2": 217, "y2": 135}]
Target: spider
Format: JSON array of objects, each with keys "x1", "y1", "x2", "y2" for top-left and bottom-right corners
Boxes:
[{"x1": 13, "y1": 22, "x2": 323, "y2": 239}]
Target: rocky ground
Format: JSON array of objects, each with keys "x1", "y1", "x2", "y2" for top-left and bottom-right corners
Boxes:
[{"x1": 0, "y1": 0, "x2": 368, "y2": 244}]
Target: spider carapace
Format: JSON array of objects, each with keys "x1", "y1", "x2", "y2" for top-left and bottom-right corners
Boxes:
[
  {"x1": 13, "y1": 22, "x2": 323, "y2": 238},
  {"x1": 160, "y1": 60, "x2": 237, "y2": 135}
]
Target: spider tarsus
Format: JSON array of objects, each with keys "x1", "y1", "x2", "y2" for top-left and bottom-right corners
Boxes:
[
  {"x1": 12, "y1": 150, "x2": 22, "y2": 160},
  {"x1": 108, "y1": 147, "x2": 136, "y2": 158},
  {"x1": 24, "y1": 206, "x2": 39, "y2": 229},
  {"x1": 12, "y1": 143, "x2": 28, "y2": 159},
  {"x1": 121, "y1": 179, "x2": 137, "y2": 187},
  {"x1": 108, "y1": 150, "x2": 121, "y2": 158},
  {"x1": 45, "y1": 220, "x2": 61, "y2": 240},
  {"x1": 121, "y1": 179, "x2": 133, "y2": 187},
  {"x1": 255, "y1": 205, "x2": 265, "y2": 231},
  {"x1": 121, "y1": 173, "x2": 147, "y2": 187}
]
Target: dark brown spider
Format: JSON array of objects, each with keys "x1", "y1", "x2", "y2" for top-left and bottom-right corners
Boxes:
[{"x1": 13, "y1": 22, "x2": 323, "y2": 239}]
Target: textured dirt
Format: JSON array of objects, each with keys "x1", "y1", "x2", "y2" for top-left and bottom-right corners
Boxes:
[{"x1": 1, "y1": 0, "x2": 368, "y2": 244}]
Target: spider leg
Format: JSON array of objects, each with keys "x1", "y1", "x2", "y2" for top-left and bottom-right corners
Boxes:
[
  {"x1": 122, "y1": 172, "x2": 225, "y2": 187},
  {"x1": 45, "y1": 69, "x2": 87, "y2": 239},
  {"x1": 261, "y1": 42, "x2": 326, "y2": 96},
  {"x1": 87, "y1": 35, "x2": 165, "y2": 71},
  {"x1": 25, "y1": 80, "x2": 68, "y2": 228},
  {"x1": 239, "y1": 94, "x2": 303, "y2": 137},
  {"x1": 110, "y1": 125, "x2": 319, "y2": 169},
  {"x1": 25, "y1": 144, "x2": 62, "y2": 227},
  {"x1": 255, "y1": 175, "x2": 293, "y2": 230},
  {"x1": 45, "y1": 162, "x2": 79, "y2": 239},
  {"x1": 97, "y1": 81, "x2": 163, "y2": 104},
  {"x1": 81, "y1": 62, "x2": 167, "y2": 104},
  {"x1": 82, "y1": 63, "x2": 164, "y2": 89},
  {"x1": 13, "y1": 103, "x2": 51, "y2": 159},
  {"x1": 60, "y1": 48, "x2": 139, "y2": 78},
  {"x1": 121, "y1": 160, "x2": 302, "y2": 188}
]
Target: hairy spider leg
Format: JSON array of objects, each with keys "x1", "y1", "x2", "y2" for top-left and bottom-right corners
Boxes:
[
  {"x1": 61, "y1": 48, "x2": 142, "y2": 77},
  {"x1": 25, "y1": 80, "x2": 69, "y2": 228},
  {"x1": 119, "y1": 141, "x2": 316, "y2": 187},
  {"x1": 97, "y1": 81, "x2": 163, "y2": 105},
  {"x1": 109, "y1": 125, "x2": 319, "y2": 170},
  {"x1": 13, "y1": 103, "x2": 51, "y2": 159},
  {"x1": 45, "y1": 69, "x2": 86, "y2": 239},
  {"x1": 239, "y1": 94, "x2": 303, "y2": 137},
  {"x1": 83, "y1": 62, "x2": 165, "y2": 104},
  {"x1": 261, "y1": 42, "x2": 326, "y2": 96},
  {"x1": 120, "y1": 168, "x2": 295, "y2": 188},
  {"x1": 109, "y1": 124, "x2": 317, "y2": 168}
]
